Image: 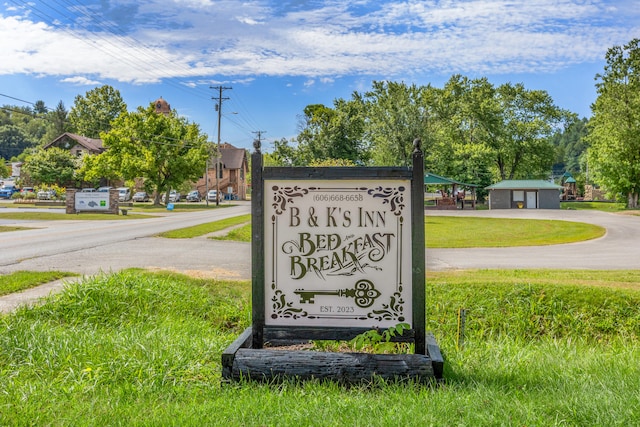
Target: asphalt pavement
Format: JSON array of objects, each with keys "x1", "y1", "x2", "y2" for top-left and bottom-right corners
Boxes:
[{"x1": 2, "y1": 206, "x2": 639, "y2": 313}]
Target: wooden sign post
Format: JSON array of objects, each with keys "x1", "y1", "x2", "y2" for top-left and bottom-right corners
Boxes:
[{"x1": 222, "y1": 139, "x2": 442, "y2": 382}]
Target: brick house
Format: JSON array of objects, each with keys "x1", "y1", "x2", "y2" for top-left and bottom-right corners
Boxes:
[{"x1": 194, "y1": 142, "x2": 249, "y2": 200}]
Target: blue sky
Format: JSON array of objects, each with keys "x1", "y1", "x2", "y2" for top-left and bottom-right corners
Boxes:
[{"x1": 1, "y1": 0, "x2": 639, "y2": 151}]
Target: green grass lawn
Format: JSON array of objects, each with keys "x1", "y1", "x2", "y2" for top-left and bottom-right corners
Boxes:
[
  {"x1": 561, "y1": 201, "x2": 627, "y2": 211},
  {"x1": 1, "y1": 269, "x2": 639, "y2": 425},
  {"x1": 210, "y1": 216, "x2": 605, "y2": 248},
  {"x1": 0, "y1": 225, "x2": 30, "y2": 232},
  {"x1": 158, "y1": 214, "x2": 250, "y2": 238},
  {"x1": 132, "y1": 202, "x2": 233, "y2": 213},
  {"x1": 0, "y1": 271, "x2": 78, "y2": 296},
  {"x1": 426, "y1": 216, "x2": 605, "y2": 247}
]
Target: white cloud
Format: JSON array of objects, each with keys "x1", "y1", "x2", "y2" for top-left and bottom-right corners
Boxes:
[
  {"x1": 59, "y1": 76, "x2": 102, "y2": 86},
  {"x1": 0, "y1": 0, "x2": 638, "y2": 85}
]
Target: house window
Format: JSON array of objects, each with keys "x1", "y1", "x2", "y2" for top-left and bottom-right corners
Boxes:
[{"x1": 513, "y1": 190, "x2": 525, "y2": 202}]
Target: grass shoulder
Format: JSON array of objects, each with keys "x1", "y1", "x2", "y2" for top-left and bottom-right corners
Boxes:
[
  {"x1": 157, "y1": 214, "x2": 250, "y2": 238},
  {"x1": 1, "y1": 268, "x2": 639, "y2": 425},
  {"x1": 0, "y1": 225, "x2": 31, "y2": 233},
  {"x1": 0, "y1": 271, "x2": 78, "y2": 297}
]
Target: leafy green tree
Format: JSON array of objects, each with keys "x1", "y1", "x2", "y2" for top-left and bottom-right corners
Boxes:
[
  {"x1": 488, "y1": 83, "x2": 567, "y2": 180},
  {"x1": 295, "y1": 100, "x2": 368, "y2": 165},
  {"x1": 0, "y1": 125, "x2": 34, "y2": 160},
  {"x1": 41, "y1": 101, "x2": 70, "y2": 144},
  {"x1": 97, "y1": 103, "x2": 210, "y2": 205},
  {"x1": 263, "y1": 138, "x2": 301, "y2": 166},
  {"x1": 22, "y1": 147, "x2": 77, "y2": 185},
  {"x1": 587, "y1": 38, "x2": 640, "y2": 208},
  {"x1": 69, "y1": 85, "x2": 127, "y2": 138},
  {"x1": 551, "y1": 117, "x2": 588, "y2": 176},
  {"x1": 34, "y1": 100, "x2": 47, "y2": 115},
  {"x1": 359, "y1": 81, "x2": 432, "y2": 166},
  {"x1": 0, "y1": 161, "x2": 8, "y2": 178}
]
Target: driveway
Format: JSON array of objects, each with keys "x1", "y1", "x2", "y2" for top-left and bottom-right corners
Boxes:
[{"x1": 426, "y1": 209, "x2": 640, "y2": 270}]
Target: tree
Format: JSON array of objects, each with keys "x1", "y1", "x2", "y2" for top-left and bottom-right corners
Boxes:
[
  {"x1": 0, "y1": 125, "x2": 34, "y2": 160},
  {"x1": 359, "y1": 81, "x2": 432, "y2": 166},
  {"x1": 69, "y1": 85, "x2": 127, "y2": 138},
  {"x1": 0, "y1": 161, "x2": 8, "y2": 178},
  {"x1": 22, "y1": 147, "x2": 78, "y2": 185},
  {"x1": 40, "y1": 101, "x2": 70, "y2": 145},
  {"x1": 263, "y1": 138, "x2": 301, "y2": 166},
  {"x1": 97, "y1": 103, "x2": 210, "y2": 205},
  {"x1": 295, "y1": 100, "x2": 368, "y2": 165},
  {"x1": 587, "y1": 38, "x2": 640, "y2": 208},
  {"x1": 551, "y1": 117, "x2": 588, "y2": 176}
]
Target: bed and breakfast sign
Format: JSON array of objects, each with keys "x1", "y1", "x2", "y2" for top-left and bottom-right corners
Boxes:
[{"x1": 264, "y1": 179, "x2": 413, "y2": 329}]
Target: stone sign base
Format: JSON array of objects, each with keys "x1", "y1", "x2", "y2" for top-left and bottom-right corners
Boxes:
[{"x1": 222, "y1": 327, "x2": 443, "y2": 383}]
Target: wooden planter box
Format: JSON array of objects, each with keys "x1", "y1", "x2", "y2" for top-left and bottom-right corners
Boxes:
[{"x1": 222, "y1": 327, "x2": 443, "y2": 383}]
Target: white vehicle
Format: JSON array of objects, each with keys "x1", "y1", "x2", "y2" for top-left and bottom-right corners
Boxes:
[
  {"x1": 207, "y1": 189, "x2": 221, "y2": 202},
  {"x1": 162, "y1": 190, "x2": 181, "y2": 203},
  {"x1": 117, "y1": 187, "x2": 131, "y2": 201}
]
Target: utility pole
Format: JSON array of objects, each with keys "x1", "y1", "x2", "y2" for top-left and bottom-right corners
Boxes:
[
  {"x1": 211, "y1": 85, "x2": 231, "y2": 206},
  {"x1": 252, "y1": 130, "x2": 267, "y2": 146}
]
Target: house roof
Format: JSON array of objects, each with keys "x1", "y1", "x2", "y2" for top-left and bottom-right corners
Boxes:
[
  {"x1": 44, "y1": 133, "x2": 104, "y2": 153},
  {"x1": 485, "y1": 180, "x2": 563, "y2": 190},
  {"x1": 424, "y1": 172, "x2": 478, "y2": 187},
  {"x1": 219, "y1": 143, "x2": 247, "y2": 170}
]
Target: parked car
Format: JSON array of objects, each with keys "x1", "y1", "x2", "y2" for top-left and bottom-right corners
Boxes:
[
  {"x1": 162, "y1": 190, "x2": 180, "y2": 203},
  {"x1": 80, "y1": 188, "x2": 96, "y2": 192},
  {"x1": 207, "y1": 189, "x2": 221, "y2": 202},
  {"x1": 0, "y1": 183, "x2": 18, "y2": 199},
  {"x1": 37, "y1": 189, "x2": 56, "y2": 200},
  {"x1": 132, "y1": 191, "x2": 149, "y2": 202},
  {"x1": 117, "y1": 187, "x2": 131, "y2": 202},
  {"x1": 97, "y1": 186, "x2": 112, "y2": 192},
  {"x1": 186, "y1": 190, "x2": 201, "y2": 202},
  {"x1": 20, "y1": 187, "x2": 35, "y2": 194}
]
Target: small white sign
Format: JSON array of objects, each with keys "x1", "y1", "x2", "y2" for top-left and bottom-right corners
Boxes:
[
  {"x1": 264, "y1": 179, "x2": 412, "y2": 328},
  {"x1": 75, "y1": 192, "x2": 110, "y2": 211}
]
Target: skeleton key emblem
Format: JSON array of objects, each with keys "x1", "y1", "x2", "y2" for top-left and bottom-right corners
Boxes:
[{"x1": 294, "y1": 279, "x2": 381, "y2": 308}]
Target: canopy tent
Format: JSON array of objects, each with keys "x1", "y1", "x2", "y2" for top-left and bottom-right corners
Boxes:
[{"x1": 423, "y1": 172, "x2": 478, "y2": 209}]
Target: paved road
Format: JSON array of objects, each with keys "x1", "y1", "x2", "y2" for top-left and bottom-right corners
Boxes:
[
  {"x1": 2, "y1": 205, "x2": 639, "y2": 312},
  {"x1": 0, "y1": 203, "x2": 252, "y2": 280},
  {"x1": 3, "y1": 206, "x2": 639, "y2": 277}
]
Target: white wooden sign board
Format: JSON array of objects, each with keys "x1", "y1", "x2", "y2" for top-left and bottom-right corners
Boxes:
[
  {"x1": 264, "y1": 179, "x2": 412, "y2": 328},
  {"x1": 75, "y1": 192, "x2": 110, "y2": 211}
]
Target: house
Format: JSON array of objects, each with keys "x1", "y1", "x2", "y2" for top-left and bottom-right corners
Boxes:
[
  {"x1": 485, "y1": 180, "x2": 563, "y2": 209},
  {"x1": 43, "y1": 132, "x2": 104, "y2": 157},
  {"x1": 194, "y1": 142, "x2": 249, "y2": 200}
]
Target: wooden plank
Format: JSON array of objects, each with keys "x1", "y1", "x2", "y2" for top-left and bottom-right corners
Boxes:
[
  {"x1": 221, "y1": 327, "x2": 253, "y2": 379},
  {"x1": 251, "y1": 144, "x2": 265, "y2": 349},
  {"x1": 411, "y1": 139, "x2": 426, "y2": 354},
  {"x1": 231, "y1": 349, "x2": 434, "y2": 383},
  {"x1": 426, "y1": 333, "x2": 444, "y2": 379},
  {"x1": 264, "y1": 326, "x2": 415, "y2": 343},
  {"x1": 263, "y1": 166, "x2": 412, "y2": 180}
]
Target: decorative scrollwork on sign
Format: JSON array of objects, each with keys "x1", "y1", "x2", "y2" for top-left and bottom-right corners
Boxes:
[
  {"x1": 271, "y1": 185, "x2": 309, "y2": 214},
  {"x1": 366, "y1": 291, "x2": 405, "y2": 321},
  {"x1": 271, "y1": 289, "x2": 308, "y2": 319},
  {"x1": 367, "y1": 186, "x2": 406, "y2": 215}
]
